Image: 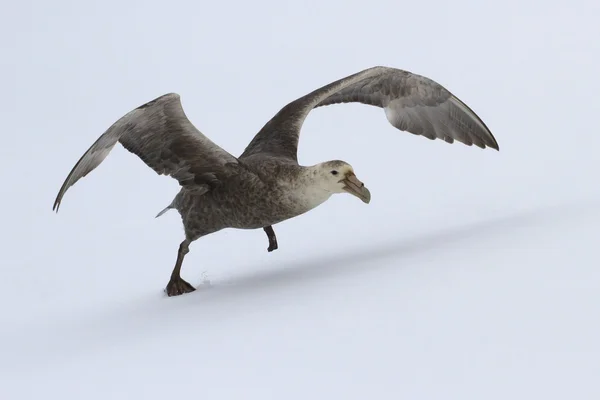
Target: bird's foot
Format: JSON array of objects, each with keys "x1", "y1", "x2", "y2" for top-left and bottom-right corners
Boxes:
[
  {"x1": 263, "y1": 226, "x2": 278, "y2": 253},
  {"x1": 267, "y1": 241, "x2": 278, "y2": 252},
  {"x1": 165, "y1": 277, "x2": 196, "y2": 297}
]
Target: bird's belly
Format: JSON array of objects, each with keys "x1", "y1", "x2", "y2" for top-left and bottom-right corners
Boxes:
[
  {"x1": 224, "y1": 199, "x2": 299, "y2": 229},
  {"x1": 179, "y1": 189, "x2": 301, "y2": 234}
]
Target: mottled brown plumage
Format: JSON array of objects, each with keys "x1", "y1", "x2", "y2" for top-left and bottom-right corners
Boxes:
[{"x1": 53, "y1": 66, "x2": 498, "y2": 296}]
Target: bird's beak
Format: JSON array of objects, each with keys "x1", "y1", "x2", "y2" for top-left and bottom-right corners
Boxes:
[{"x1": 341, "y1": 172, "x2": 371, "y2": 204}]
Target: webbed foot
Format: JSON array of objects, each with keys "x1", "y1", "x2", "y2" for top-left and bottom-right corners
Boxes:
[{"x1": 165, "y1": 277, "x2": 196, "y2": 297}]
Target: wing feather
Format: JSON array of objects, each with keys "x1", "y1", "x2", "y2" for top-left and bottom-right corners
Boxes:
[
  {"x1": 53, "y1": 93, "x2": 237, "y2": 211},
  {"x1": 241, "y1": 66, "x2": 498, "y2": 163}
]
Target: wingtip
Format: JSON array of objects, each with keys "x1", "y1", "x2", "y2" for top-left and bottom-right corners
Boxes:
[
  {"x1": 448, "y1": 94, "x2": 499, "y2": 152},
  {"x1": 52, "y1": 194, "x2": 62, "y2": 213},
  {"x1": 483, "y1": 142, "x2": 499, "y2": 151}
]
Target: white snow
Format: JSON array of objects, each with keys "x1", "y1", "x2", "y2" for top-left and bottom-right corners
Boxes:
[{"x1": 2, "y1": 0, "x2": 600, "y2": 398}]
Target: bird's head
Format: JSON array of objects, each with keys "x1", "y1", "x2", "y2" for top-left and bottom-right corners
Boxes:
[{"x1": 313, "y1": 160, "x2": 371, "y2": 204}]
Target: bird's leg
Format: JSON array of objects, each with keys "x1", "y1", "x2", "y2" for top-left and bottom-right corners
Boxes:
[
  {"x1": 165, "y1": 239, "x2": 196, "y2": 297},
  {"x1": 263, "y1": 225, "x2": 278, "y2": 252}
]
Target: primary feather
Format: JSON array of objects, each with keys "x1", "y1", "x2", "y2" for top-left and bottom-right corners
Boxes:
[
  {"x1": 241, "y1": 66, "x2": 497, "y2": 163},
  {"x1": 53, "y1": 93, "x2": 237, "y2": 212}
]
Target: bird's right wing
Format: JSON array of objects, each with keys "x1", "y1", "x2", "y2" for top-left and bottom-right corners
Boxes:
[
  {"x1": 241, "y1": 66, "x2": 498, "y2": 163},
  {"x1": 53, "y1": 93, "x2": 238, "y2": 211}
]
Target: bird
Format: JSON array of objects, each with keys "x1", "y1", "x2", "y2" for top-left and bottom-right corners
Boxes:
[{"x1": 53, "y1": 66, "x2": 499, "y2": 296}]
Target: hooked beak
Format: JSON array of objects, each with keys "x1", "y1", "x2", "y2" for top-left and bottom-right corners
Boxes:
[{"x1": 341, "y1": 173, "x2": 371, "y2": 204}]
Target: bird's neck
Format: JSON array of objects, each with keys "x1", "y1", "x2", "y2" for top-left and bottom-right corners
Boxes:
[{"x1": 283, "y1": 165, "x2": 333, "y2": 212}]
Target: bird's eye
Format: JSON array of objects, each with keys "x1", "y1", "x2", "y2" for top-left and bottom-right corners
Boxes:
[{"x1": 331, "y1": 170, "x2": 338, "y2": 175}]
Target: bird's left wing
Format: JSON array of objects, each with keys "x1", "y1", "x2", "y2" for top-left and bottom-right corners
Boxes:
[
  {"x1": 240, "y1": 66, "x2": 498, "y2": 163},
  {"x1": 53, "y1": 93, "x2": 239, "y2": 211}
]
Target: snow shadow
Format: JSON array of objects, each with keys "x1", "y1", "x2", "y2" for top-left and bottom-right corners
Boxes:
[
  {"x1": 199, "y1": 199, "x2": 596, "y2": 301},
  {"x1": 3, "y1": 199, "x2": 595, "y2": 373}
]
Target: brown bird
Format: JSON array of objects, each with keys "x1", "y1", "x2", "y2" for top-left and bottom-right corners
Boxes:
[{"x1": 53, "y1": 66, "x2": 498, "y2": 296}]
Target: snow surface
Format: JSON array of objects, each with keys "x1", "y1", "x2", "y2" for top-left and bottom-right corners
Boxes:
[{"x1": 2, "y1": 0, "x2": 600, "y2": 398}]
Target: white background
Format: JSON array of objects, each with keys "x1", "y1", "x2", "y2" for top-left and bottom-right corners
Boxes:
[{"x1": 2, "y1": 0, "x2": 599, "y2": 398}]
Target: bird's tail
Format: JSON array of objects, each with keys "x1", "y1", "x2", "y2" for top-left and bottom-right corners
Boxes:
[
  {"x1": 155, "y1": 206, "x2": 173, "y2": 218},
  {"x1": 155, "y1": 199, "x2": 176, "y2": 218}
]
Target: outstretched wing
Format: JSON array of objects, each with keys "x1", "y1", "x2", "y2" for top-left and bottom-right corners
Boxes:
[
  {"x1": 240, "y1": 66, "x2": 498, "y2": 163},
  {"x1": 53, "y1": 93, "x2": 238, "y2": 211}
]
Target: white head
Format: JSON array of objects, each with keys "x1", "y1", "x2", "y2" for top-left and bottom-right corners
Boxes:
[{"x1": 309, "y1": 160, "x2": 371, "y2": 204}]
